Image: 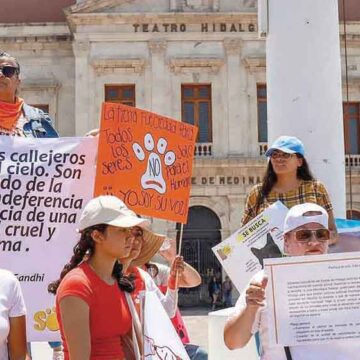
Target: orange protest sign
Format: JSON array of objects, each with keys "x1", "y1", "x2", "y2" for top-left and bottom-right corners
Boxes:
[{"x1": 94, "y1": 102, "x2": 198, "y2": 223}]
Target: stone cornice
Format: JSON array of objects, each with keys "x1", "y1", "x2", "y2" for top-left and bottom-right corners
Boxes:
[
  {"x1": 90, "y1": 58, "x2": 146, "y2": 74},
  {"x1": 0, "y1": 35, "x2": 72, "y2": 43},
  {"x1": 169, "y1": 57, "x2": 224, "y2": 74},
  {"x1": 242, "y1": 56, "x2": 266, "y2": 73},
  {"x1": 20, "y1": 80, "x2": 61, "y2": 91},
  {"x1": 66, "y1": 12, "x2": 257, "y2": 27},
  {"x1": 0, "y1": 23, "x2": 70, "y2": 37}
]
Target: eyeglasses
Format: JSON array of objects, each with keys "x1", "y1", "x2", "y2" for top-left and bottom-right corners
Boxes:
[
  {"x1": 292, "y1": 228, "x2": 330, "y2": 243},
  {"x1": 270, "y1": 151, "x2": 294, "y2": 160},
  {"x1": 0, "y1": 66, "x2": 19, "y2": 78}
]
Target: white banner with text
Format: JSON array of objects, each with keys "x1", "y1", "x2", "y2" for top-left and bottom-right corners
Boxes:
[{"x1": 0, "y1": 136, "x2": 97, "y2": 341}]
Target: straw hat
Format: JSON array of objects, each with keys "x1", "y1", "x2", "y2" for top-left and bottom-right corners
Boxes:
[{"x1": 131, "y1": 229, "x2": 165, "y2": 266}]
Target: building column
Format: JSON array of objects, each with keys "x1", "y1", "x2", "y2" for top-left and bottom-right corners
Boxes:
[
  {"x1": 148, "y1": 40, "x2": 171, "y2": 117},
  {"x1": 224, "y1": 38, "x2": 246, "y2": 156},
  {"x1": 73, "y1": 39, "x2": 91, "y2": 136},
  {"x1": 265, "y1": 0, "x2": 345, "y2": 216}
]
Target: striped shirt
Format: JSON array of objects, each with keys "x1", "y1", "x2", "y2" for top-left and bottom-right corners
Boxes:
[{"x1": 241, "y1": 180, "x2": 333, "y2": 225}]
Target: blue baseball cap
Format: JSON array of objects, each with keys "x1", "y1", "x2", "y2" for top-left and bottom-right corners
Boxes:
[{"x1": 265, "y1": 136, "x2": 305, "y2": 157}]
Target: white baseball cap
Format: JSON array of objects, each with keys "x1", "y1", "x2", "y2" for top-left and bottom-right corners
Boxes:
[
  {"x1": 79, "y1": 195, "x2": 150, "y2": 231},
  {"x1": 283, "y1": 203, "x2": 329, "y2": 234}
]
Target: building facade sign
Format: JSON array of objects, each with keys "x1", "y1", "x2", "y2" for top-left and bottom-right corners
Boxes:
[
  {"x1": 132, "y1": 23, "x2": 257, "y2": 33},
  {"x1": 191, "y1": 175, "x2": 261, "y2": 186}
]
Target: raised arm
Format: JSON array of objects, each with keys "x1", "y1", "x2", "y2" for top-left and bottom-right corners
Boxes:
[{"x1": 160, "y1": 240, "x2": 201, "y2": 288}]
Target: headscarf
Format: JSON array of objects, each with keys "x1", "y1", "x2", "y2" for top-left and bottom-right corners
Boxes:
[{"x1": 0, "y1": 97, "x2": 24, "y2": 131}]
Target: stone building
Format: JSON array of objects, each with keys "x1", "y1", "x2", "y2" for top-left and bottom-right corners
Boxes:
[{"x1": 1, "y1": 0, "x2": 360, "y2": 303}]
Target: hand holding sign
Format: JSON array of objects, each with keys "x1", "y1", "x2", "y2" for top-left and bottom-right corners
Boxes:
[
  {"x1": 245, "y1": 272, "x2": 268, "y2": 308},
  {"x1": 94, "y1": 103, "x2": 198, "y2": 223}
]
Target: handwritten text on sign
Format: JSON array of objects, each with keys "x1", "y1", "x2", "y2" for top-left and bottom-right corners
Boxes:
[{"x1": 94, "y1": 103, "x2": 198, "y2": 223}]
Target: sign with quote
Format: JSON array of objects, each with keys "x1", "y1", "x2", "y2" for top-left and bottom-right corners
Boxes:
[{"x1": 0, "y1": 136, "x2": 97, "y2": 341}]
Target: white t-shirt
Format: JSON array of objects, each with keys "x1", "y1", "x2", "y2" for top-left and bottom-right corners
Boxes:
[
  {"x1": 235, "y1": 271, "x2": 360, "y2": 360},
  {"x1": 0, "y1": 269, "x2": 26, "y2": 359}
]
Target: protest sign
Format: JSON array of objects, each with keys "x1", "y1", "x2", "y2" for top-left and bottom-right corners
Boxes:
[
  {"x1": 144, "y1": 292, "x2": 190, "y2": 360},
  {"x1": 212, "y1": 201, "x2": 288, "y2": 293},
  {"x1": 0, "y1": 136, "x2": 97, "y2": 341},
  {"x1": 94, "y1": 102, "x2": 198, "y2": 223},
  {"x1": 265, "y1": 252, "x2": 360, "y2": 346}
]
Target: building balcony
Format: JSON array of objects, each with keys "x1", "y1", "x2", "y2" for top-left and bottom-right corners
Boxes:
[
  {"x1": 346, "y1": 154, "x2": 360, "y2": 168},
  {"x1": 259, "y1": 142, "x2": 268, "y2": 156},
  {"x1": 195, "y1": 143, "x2": 213, "y2": 157}
]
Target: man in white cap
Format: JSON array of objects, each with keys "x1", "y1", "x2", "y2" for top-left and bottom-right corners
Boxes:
[{"x1": 224, "y1": 203, "x2": 358, "y2": 359}]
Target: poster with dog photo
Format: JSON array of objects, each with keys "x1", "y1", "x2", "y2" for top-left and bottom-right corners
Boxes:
[{"x1": 212, "y1": 201, "x2": 288, "y2": 293}]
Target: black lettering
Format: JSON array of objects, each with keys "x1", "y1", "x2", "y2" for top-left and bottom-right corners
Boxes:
[{"x1": 230, "y1": 24, "x2": 237, "y2": 32}]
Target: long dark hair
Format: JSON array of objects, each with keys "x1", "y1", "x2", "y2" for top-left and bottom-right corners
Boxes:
[
  {"x1": 48, "y1": 224, "x2": 134, "y2": 294},
  {"x1": 255, "y1": 155, "x2": 314, "y2": 213}
]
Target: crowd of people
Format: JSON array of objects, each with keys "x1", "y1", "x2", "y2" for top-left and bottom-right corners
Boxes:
[{"x1": 0, "y1": 48, "x2": 353, "y2": 360}]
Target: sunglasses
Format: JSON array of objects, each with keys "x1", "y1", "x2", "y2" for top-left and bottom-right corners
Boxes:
[
  {"x1": 292, "y1": 228, "x2": 330, "y2": 243},
  {"x1": 270, "y1": 151, "x2": 295, "y2": 160},
  {"x1": 0, "y1": 66, "x2": 19, "y2": 78}
]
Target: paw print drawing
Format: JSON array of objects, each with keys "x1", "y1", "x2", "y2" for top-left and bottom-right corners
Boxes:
[{"x1": 133, "y1": 134, "x2": 176, "y2": 194}]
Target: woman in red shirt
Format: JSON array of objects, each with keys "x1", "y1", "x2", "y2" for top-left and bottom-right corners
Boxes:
[{"x1": 48, "y1": 195, "x2": 152, "y2": 360}]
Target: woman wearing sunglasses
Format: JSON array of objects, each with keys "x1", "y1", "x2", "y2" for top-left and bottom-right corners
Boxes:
[
  {"x1": 48, "y1": 195, "x2": 155, "y2": 360},
  {"x1": 0, "y1": 51, "x2": 58, "y2": 138},
  {"x1": 241, "y1": 135, "x2": 337, "y2": 243}
]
